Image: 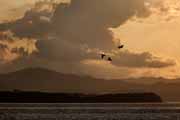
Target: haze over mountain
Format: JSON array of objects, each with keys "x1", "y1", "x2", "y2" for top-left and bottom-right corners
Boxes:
[{"x1": 0, "y1": 67, "x2": 179, "y2": 102}]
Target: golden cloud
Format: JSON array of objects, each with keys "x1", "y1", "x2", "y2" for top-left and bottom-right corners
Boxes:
[{"x1": 0, "y1": 31, "x2": 38, "y2": 63}]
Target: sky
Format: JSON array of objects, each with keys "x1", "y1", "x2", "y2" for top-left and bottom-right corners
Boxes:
[{"x1": 0, "y1": 0, "x2": 180, "y2": 82}]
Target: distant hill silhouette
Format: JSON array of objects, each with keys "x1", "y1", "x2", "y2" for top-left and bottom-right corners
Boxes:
[
  {"x1": 0, "y1": 67, "x2": 180, "y2": 101},
  {"x1": 0, "y1": 91, "x2": 162, "y2": 103}
]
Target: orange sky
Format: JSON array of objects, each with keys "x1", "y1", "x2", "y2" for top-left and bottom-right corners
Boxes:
[
  {"x1": 112, "y1": 0, "x2": 180, "y2": 78},
  {"x1": 0, "y1": 0, "x2": 180, "y2": 79}
]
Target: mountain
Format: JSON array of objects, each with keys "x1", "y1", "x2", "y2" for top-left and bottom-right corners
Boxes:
[
  {"x1": 0, "y1": 68, "x2": 139, "y2": 93},
  {"x1": 0, "y1": 67, "x2": 180, "y2": 101}
]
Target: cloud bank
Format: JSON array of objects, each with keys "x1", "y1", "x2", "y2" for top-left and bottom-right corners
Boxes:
[
  {"x1": 112, "y1": 50, "x2": 176, "y2": 68},
  {"x1": 0, "y1": 0, "x2": 176, "y2": 78}
]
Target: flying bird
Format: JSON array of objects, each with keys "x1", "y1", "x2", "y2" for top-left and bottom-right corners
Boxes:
[
  {"x1": 101, "y1": 53, "x2": 106, "y2": 59},
  {"x1": 117, "y1": 39, "x2": 124, "y2": 49},
  {"x1": 107, "y1": 57, "x2": 112, "y2": 62},
  {"x1": 118, "y1": 45, "x2": 124, "y2": 49}
]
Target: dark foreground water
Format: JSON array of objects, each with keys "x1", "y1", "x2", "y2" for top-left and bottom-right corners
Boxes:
[{"x1": 1, "y1": 103, "x2": 180, "y2": 120}]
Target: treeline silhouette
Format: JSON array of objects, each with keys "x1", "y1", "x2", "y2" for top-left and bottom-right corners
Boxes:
[{"x1": 0, "y1": 90, "x2": 162, "y2": 103}]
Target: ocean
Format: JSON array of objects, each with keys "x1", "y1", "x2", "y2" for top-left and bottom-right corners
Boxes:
[{"x1": 0, "y1": 103, "x2": 180, "y2": 120}]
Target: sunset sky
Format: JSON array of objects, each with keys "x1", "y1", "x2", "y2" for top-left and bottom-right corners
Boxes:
[{"x1": 0, "y1": 0, "x2": 180, "y2": 82}]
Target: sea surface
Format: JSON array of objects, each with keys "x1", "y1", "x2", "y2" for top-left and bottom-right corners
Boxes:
[{"x1": 0, "y1": 103, "x2": 180, "y2": 120}]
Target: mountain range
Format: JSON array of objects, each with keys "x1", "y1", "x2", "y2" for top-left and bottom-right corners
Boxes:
[{"x1": 0, "y1": 68, "x2": 180, "y2": 101}]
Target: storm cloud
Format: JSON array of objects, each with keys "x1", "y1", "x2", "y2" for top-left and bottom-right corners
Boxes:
[
  {"x1": 0, "y1": 0, "x2": 151, "y2": 47},
  {"x1": 0, "y1": 0, "x2": 176, "y2": 78}
]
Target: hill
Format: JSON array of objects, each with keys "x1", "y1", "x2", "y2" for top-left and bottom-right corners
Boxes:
[{"x1": 0, "y1": 67, "x2": 180, "y2": 101}]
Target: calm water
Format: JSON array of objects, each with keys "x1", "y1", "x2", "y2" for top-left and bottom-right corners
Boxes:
[{"x1": 0, "y1": 103, "x2": 180, "y2": 120}]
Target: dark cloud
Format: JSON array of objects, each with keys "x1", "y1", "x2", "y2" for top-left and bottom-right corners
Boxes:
[
  {"x1": 0, "y1": 0, "x2": 150, "y2": 46},
  {"x1": 0, "y1": 1, "x2": 55, "y2": 38},
  {"x1": 35, "y1": 0, "x2": 152, "y2": 68},
  {"x1": 112, "y1": 51, "x2": 176, "y2": 68},
  {"x1": 0, "y1": 0, "x2": 176, "y2": 77},
  {"x1": 0, "y1": 11, "x2": 51, "y2": 38},
  {"x1": 51, "y1": 0, "x2": 150, "y2": 49}
]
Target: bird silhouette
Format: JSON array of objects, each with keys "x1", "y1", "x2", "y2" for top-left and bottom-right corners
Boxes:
[
  {"x1": 118, "y1": 45, "x2": 124, "y2": 49},
  {"x1": 101, "y1": 54, "x2": 106, "y2": 59},
  {"x1": 107, "y1": 57, "x2": 112, "y2": 62}
]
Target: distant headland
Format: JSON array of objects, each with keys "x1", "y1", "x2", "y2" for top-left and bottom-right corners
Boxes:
[
  {"x1": 0, "y1": 68, "x2": 164, "y2": 103},
  {"x1": 0, "y1": 91, "x2": 162, "y2": 103}
]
